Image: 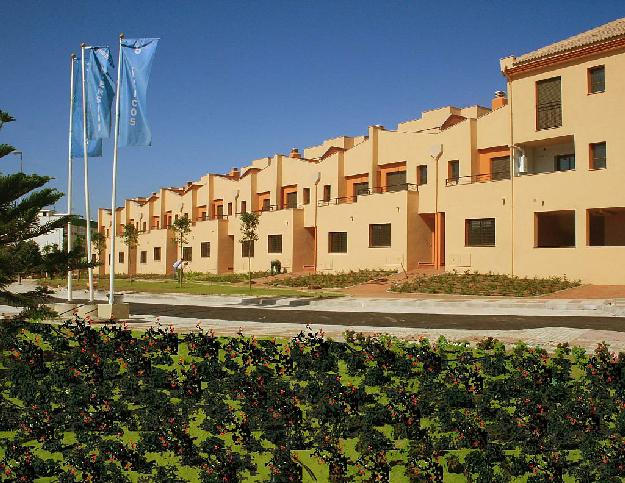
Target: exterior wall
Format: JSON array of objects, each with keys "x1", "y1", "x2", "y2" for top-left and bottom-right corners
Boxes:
[{"x1": 316, "y1": 191, "x2": 415, "y2": 272}]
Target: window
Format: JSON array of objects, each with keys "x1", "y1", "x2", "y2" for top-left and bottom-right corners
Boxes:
[
  {"x1": 242, "y1": 240, "x2": 254, "y2": 257},
  {"x1": 328, "y1": 232, "x2": 347, "y2": 253},
  {"x1": 535, "y1": 211, "x2": 575, "y2": 247},
  {"x1": 118, "y1": 252, "x2": 124, "y2": 263},
  {"x1": 490, "y1": 156, "x2": 510, "y2": 180},
  {"x1": 153, "y1": 247, "x2": 161, "y2": 261},
  {"x1": 536, "y1": 76, "x2": 562, "y2": 130},
  {"x1": 140, "y1": 251, "x2": 147, "y2": 263},
  {"x1": 465, "y1": 218, "x2": 496, "y2": 247},
  {"x1": 588, "y1": 208, "x2": 625, "y2": 246},
  {"x1": 448, "y1": 160, "x2": 460, "y2": 182},
  {"x1": 590, "y1": 142, "x2": 606, "y2": 170},
  {"x1": 182, "y1": 247, "x2": 192, "y2": 261},
  {"x1": 227, "y1": 202, "x2": 233, "y2": 216},
  {"x1": 268, "y1": 235, "x2": 282, "y2": 253},
  {"x1": 354, "y1": 182, "x2": 369, "y2": 196},
  {"x1": 303, "y1": 188, "x2": 310, "y2": 205},
  {"x1": 323, "y1": 185, "x2": 331, "y2": 202},
  {"x1": 417, "y1": 165, "x2": 428, "y2": 185},
  {"x1": 201, "y1": 242, "x2": 210, "y2": 257},
  {"x1": 240, "y1": 201, "x2": 247, "y2": 213},
  {"x1": 286, "y1": 191, "x2": 297, "y2": 209},
  {"x1": 385, "y1": 171, "x2": 406, "y2": 191},
  {"x1": 555, "y1": 154, "x2": 575, "y2": 171},
  {"x1": 369, "y1": 224, "x2": 391, "y2": 247},
  {"x1": 588, "y1": 66, "x2": 605, "y2": 94},
  {"x1": 216, "y1": 204, "x2": 224, "y2": 218},
  {"x1": 142, "y1": 221, "x2": 147, "y2": 232},
  {"x1": 262, "y1": 198, "x2": 270, "y2": 211}
]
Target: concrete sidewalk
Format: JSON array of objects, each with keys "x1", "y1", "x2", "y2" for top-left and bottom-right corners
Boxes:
[{"x1": 47, "y1": 285, "x2": 625, "y2": 318}]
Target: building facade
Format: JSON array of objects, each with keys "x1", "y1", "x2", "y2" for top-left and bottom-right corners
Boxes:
[
  {"x1": 34, "y1": 209, "x2": 97, "y2": 252},
  {"x1": 98, "y1": 18, "x2": 625, "y2": 284}
]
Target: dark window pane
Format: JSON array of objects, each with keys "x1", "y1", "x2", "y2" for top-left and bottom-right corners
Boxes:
[
  {"x1": 328, "y1": 232, "x2": 347, "y2": 253},
  {"x1": 268, "y1": 235, "x2": 282, "y2": 253},
  {"x1": 490, "y1": 156, "x2": 510, "y2": 180},
  {"x1": 370, "y1": 224, "x2": 391, "y2": 247},
  {"x1": 589, "y1": 66, "x2": 605, "y2": 93},
  {"x1": 201, "y1": 242, "x2": 210, "y2": 257},
  {"x1": 242, "y1": 240, "x2": 254, "y2": 257},
  {"x1": 591, "y1": 142, "x2": 606, "y2": 169},
  {"x1": 466, "y1": 218, "x2": 496, "y2": 246},
  {"x1": 182, "y1": 247, "x2": 192, "y2": 261},
  {"x1": 417, "y1": 165, "x2": 428, "y2": 185},
  {"x1": 386, "y1": 171, "x2": 406, "y2": 191},
  {"x1": 555, "y1": 154, "x2": 575, "y2": 171},
  {"x1": 286, "y1": 191, "x2": 298, "y2": 208},
  {"x1": 154, "y1": 247, "x2": 161, "y2": 261}
]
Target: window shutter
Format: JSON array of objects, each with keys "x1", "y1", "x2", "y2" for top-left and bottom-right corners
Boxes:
[{"x1": 536, "y1": 77, "x2": 562, "y2": 129}]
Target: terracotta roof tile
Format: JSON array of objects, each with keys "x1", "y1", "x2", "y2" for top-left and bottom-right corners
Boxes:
[{"x1": 514, "y1": 17, "x2": 625, "y2": 65}]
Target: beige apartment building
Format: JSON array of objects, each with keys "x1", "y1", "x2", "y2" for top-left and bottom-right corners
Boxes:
[{"x1": 98, "y1": 18, "x2": 625, "y2": 284}]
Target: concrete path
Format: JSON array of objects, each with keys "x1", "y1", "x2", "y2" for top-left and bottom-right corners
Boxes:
[{"x1": 48, "y1": 285, "x2": 625, "y2": 318}]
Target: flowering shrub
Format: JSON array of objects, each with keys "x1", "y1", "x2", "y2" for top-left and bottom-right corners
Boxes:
[{"x1": 1, "y1": 320, "x2": 624, "y2": 481}]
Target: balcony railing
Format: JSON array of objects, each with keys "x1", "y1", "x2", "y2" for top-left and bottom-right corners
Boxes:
[
  {"x1": 445, "y1": 171, "x2": 510, "y2": 186},
  {"x1": 317, "y1": 183, "x2": 418, "y2": 206},
  {"x1": 252, "y1": 204, "x2": 279, "y2": 214}
]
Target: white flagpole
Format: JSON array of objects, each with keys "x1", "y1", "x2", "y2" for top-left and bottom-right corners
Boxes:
[
  {"x1": 109, "y1": 33, "x2": 124, "y2": 305},
  {"x1": 67, "y1": 54, "x2": 76, "y2": 303},
  {"x1": 80, "y1": 44, "x2": 95, "y2": 303}
]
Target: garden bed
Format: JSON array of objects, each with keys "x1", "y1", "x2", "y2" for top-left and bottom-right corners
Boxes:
[
  {"x1": 1, "y1": 319, "x2": 623, "y2": 481},
  {"x1": 391, "y1": 271, "x2": 580, "y2": 297},
  {"x1": 268, "y1": 269, "x2": 397, "y2": 289}
]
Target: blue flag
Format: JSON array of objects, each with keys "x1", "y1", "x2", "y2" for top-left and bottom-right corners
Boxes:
[
  {"x1": 71, "y1": 57, "x2": 102, "y2": 158},
  {"x1": 119, "y1": 38, "x2": 159, "y2": 147},
  {"x1": 84, "y1": 47, "x2": 115, "y2": 140}
]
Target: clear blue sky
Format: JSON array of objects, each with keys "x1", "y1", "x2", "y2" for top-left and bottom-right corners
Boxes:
[{"x1": 1, "y1": 1, "x2": 623, "y2": 214}]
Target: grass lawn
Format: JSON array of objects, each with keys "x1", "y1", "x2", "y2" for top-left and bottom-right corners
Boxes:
[
  {"x1": 391, "y1": 270, "x2": 580, "y2": 297},
  {"x1": 35, "y1": 277, "x2": 343, "y2": 298}
]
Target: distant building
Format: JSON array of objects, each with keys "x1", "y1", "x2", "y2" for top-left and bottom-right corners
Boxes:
[
  {"x1": 99, "y1": 17, "x2": 625, "y2": 283},
  {"x1": 33, "y1": 209, "x2": 97, "y2": 252}
]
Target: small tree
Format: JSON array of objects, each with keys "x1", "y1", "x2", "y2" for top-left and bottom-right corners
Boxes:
[
  {"x1": 239, "y1": 211, "x2": 259, "y2": 292},
  {"x1": 170, "y1": 214, "x2": 191, "y2": 286},
  {"x1": 92, "y1": 231, "x2": 107, "y2": 262},
  {"x1": 121, "y1": 224, "x2": 139, "y2": 283}
]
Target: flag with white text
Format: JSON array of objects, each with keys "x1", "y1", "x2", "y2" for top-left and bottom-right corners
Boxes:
[
  {"x1": 118, "y1": 38, "x2": 159, "y2": 147},
  {"x1": 84, "y1": 46, "x2": 115, "y2": 140},
  {"x1": 71, "y1": 58, "x2": 102, "y2": 158}
]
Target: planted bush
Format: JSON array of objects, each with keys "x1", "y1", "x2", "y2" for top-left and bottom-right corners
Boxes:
[
  {"x1": 391, "y1": 270, "x2": 580, "y2": 296},
  {"x1": 269, "y1": 269, "x2": 397, "y2": 289},
  {"x1": 1, "y1": 320, "x2": 623, "y2": 481}
]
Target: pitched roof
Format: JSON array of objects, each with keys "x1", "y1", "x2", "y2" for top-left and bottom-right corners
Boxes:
[{"x1": 514, "y1": 17, "x2": 625, "y2": 65}]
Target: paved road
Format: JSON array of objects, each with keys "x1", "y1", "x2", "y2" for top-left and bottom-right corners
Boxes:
[{"x1": 59, "y1": 298, "x2": 625, "y2": 332}]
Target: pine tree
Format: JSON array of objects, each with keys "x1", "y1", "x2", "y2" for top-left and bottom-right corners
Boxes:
[{"x1": 0, "y1": 110, "x2": 87, "y2": 312}]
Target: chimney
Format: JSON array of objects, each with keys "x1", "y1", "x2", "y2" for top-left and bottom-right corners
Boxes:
[
  {"x1": 227, "y1": 167, "x2": 240, "y2": 179},
  {"x1": 492, "y1": 90, "x2": 508, "y2": 110},
  {"x1": 290, "y1": 148, "x2": 301, "y2": 159}
]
